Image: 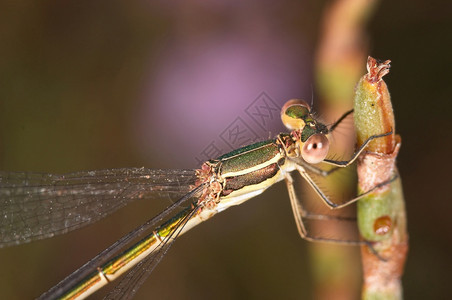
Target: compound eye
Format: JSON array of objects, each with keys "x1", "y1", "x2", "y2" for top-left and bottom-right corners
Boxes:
[
  {"x1": 281, "y1": 99, "x2": 311, "y2": 130},
  {"x1": 301, "y1": 134, "x2": 329, "y2": 164}
]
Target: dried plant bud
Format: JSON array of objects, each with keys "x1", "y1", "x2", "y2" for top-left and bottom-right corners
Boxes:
[{"x1": 354, "y1": 57, "x2": 396, "y2": 154}]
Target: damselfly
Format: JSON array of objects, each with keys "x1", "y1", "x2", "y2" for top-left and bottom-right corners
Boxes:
[{"x1": 0, "y1": 99, "x2": 392, "y2": 299}]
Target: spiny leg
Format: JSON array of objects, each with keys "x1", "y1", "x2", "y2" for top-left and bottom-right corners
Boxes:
[
  {"x1": 298, "y1": 160, "x2": 340, "y2": 177},
  {"x1": 328, "y1": 109, "x2": 354, "y2": 133},
  {"x1": 323, "y1": 129, "x2": 393, "y2": 167},
  {"x1": 284, "y1": 172, "x2": 360, "y2": 245},
  {"x1": 296, "y1": 164, "x2": 398, "y2": 209},
  {"x1": 296, "y1": 130, "x2": 394, "y2": 177},
  {"x1": 284, "y1": 171, "x2": 388, "y2": 260}
]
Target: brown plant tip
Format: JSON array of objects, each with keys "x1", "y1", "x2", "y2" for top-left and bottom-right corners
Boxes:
[
  {"x1": 366, "y1": 56, "x2": 391, "y2": 83},
  {"x1": 354, "y1": 56, "x2": 396, "y2": 154}
]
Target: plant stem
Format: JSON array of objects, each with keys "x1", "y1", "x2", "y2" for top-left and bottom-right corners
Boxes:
[
  {"x1": 353, "y1": 57, "x2": 408, "y2": 300},
  {"x1": 313, "y1": 0, "x2": 382, "y2": 298}
]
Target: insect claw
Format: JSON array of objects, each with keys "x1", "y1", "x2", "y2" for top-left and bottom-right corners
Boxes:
[{"x1": 364, "y1": 240, "x2": 388, "y2": 262}]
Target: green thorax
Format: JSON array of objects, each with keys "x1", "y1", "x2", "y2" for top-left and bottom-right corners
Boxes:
[{"x1": 212, "y1": 139, "x2": 283, "y2": 175}]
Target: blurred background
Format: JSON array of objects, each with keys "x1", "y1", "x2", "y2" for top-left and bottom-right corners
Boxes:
[{"x1": 0, "y1": 0, "x2": 450, "y2": 299}]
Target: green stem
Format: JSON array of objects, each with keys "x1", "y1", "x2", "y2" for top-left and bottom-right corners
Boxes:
[
  {"x1": 313, "y1": 0, "x2": 383, "y2": 298},
  {"x1": 353, "y1": 57, "x2": 408, "y2": 300}
]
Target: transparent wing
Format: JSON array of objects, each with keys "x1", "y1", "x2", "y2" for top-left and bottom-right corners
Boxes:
[
  {"x1": 0, "y1": 168, "x2": 197, "y2": 247},
  {"x1": 104, "y1": 206, "x2": 197, "y2": 300},
  {"x1": 38, "y1": 185, "x2": 204, "y2": 300}
]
